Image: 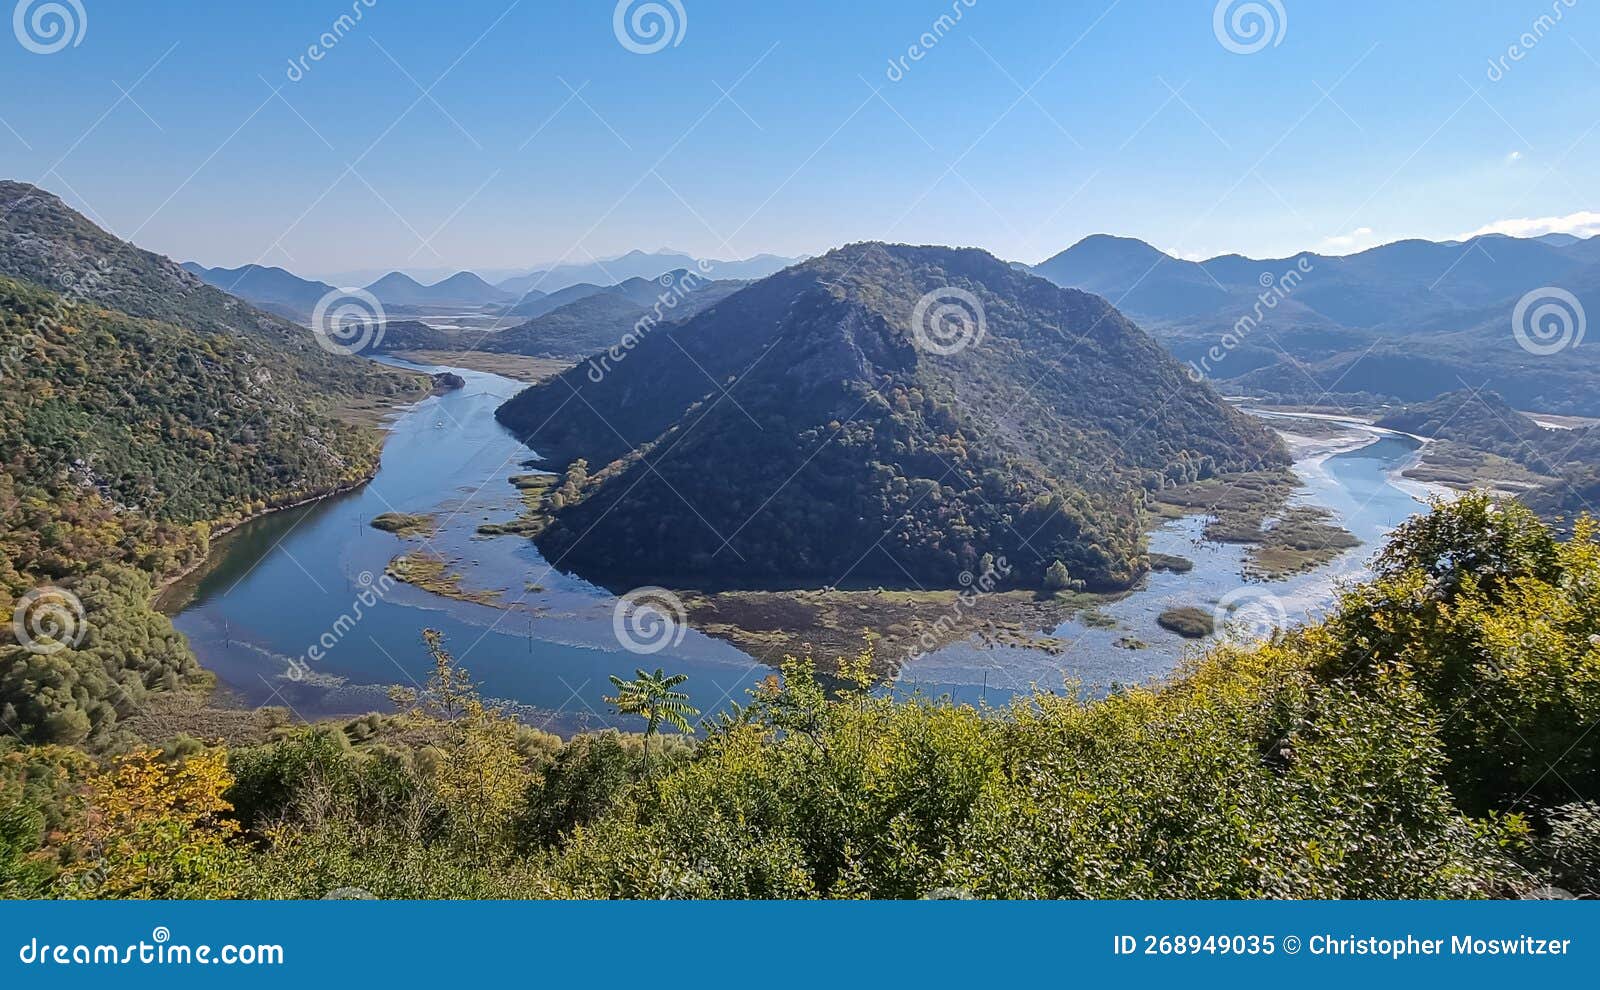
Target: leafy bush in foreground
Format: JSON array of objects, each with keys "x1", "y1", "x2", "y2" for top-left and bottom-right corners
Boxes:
[{"x1": 5, "y1": 494, "x2": 1600, "y2": 899}]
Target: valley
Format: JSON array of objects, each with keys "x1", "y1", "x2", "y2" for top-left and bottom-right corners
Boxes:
[
  {"x1": 4, "y1": 202, "x2": 1599, "y2": 903},
  {"x1": 8, "y1": 180, "x2": 1595, "y2": 749},
  {"x1": 11, "y1": 1, "x2": 1600, "y2": 912},
  {"x1": 158, "y1": 354, "x2": 1442, "y2": 728}
]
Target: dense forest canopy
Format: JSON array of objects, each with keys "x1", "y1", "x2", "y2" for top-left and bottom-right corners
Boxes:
[
  {"x1": 0, "y1": 188, "x2": 425, "y2": 748},
  {"x1": 498, "y1": 243, "x2": 1287, "y2": 590}
]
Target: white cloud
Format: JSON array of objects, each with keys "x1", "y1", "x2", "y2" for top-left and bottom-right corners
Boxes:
[
  {"x1": 1460, "y1": 209, "x2": 1600, "y2": 241},
  {"x1": 1506, "y1": 150, "x2": 1524, "y2": 163},
  {"x1": 1315, "y1": 226, "x2": 1377, "y2": 254}
]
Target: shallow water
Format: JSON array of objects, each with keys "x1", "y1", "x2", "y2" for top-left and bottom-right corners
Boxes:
[
  {"x1": 896, "y1": 431, "x2": 1433, "y2": 705},
  {"x1": 171, "y1": 361, "x2": 1433, "y2": 728}
]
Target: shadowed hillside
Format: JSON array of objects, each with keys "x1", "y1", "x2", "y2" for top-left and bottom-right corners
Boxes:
[{"x1": 498, "y1": 242, "x2": 1286, "y2": 590}]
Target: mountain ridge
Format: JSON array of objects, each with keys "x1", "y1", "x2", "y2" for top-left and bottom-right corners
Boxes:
[
  {"x1": 180, "y1": 261, "x2": 336, "y2": 321},
  {"x1": 496, "y1": 250, "x2": 801, "y2": 297},
  {"x1": 363, "y1": 270, "x2": 514, "y2": 308},
  {"x1": 481, "y1": 270, "x2": 748, "y2": 360},
  {"x1": 1034, "y1": 229, "x2": 1600, "y2": 413},
  {"x1": 497, "y1": 242, "x2": 1286, "y2": 590}
]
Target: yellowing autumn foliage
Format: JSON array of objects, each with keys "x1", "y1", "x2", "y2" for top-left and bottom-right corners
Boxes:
[
  {"x1": 393, "y1": 630, "x2": 527, "y2": 854},
  {"x1": 61, "y1": 747, "x2": 243, "y2": 899}
]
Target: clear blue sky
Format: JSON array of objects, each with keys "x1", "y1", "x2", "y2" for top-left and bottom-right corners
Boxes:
[{"x1": 2, "y1": 0, "x2": 1597, "y2": 279}]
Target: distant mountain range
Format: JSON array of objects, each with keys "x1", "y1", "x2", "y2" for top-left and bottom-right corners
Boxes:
[
  {"x1": 173, "y1": 221, "x2": 1600, "y2": 419},
  {"x1": 484, "y1": 271, "x2": 747, "y2": 359},
  {"x1": 184, "y1": 263, "x2": 530, "y2": 315},
  {"x1": 179, "y1": 262, "x2": 337, "y2": 322},
  {"x1": 495, "y1": 250, "x2": 799, "y2": 299},
  {"x1": 184, "y1": 250, "x2": 802, "y2": 319},
  {"x1": 497, "y1": 242, "x2": 1285, "y2": 591},
  {"x1": 370, "y1": 269, "x2": 747, "y2": 361},
  {"x1": 503, "y1": 281, "x2": 609, "y2": 319},
  {"x1": 363, "y1": 270, "x2": 516, "y2": 309},
  {"x1": 1032, "y1": 232, "x2": 1600, "y2": 414}
]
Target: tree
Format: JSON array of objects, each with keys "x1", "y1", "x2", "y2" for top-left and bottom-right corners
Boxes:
[
  {"x1": 60, "y1": 748, "x2": 244, "y2": 898},
  {"x1": 515, "y1": 731, "x2": 637, "y2": 850},
  {"x1": 392, "y1": 629, "x2": 526, "y2": 853},
  {"x1": 1377, "y1": 490, "x2": 1559, "y2": 598},
  {"x1": 605, "y1": 669, "x2": 698, "y2": 776},
  {"x1": 1326, "y1": 498, "x2": 1600, "y2": 812},
  {"x1": 1043, "y1": 560, "x2": 1072, "y2": 591}
]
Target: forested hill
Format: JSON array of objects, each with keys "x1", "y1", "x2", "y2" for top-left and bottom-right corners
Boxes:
[
  {"x1": 1376, "y1": 390, "x2": 1551, "y2": 453},
  {"x1": 0, "y1": 183, "x2": 425, "y2": 747},
  {"x1": 479, "y1": 274, "x2": 748, "y2": 360},
  {"x1": 0, "y1": 181, "x2": 404, "y2": 399},
  {"x1": 1377, "y1": 389, "x2": 1600, "y2": 528},
  {"x1": 1, "y1": 180, "x2": 286, "y2": 336},
  {"x1": 498, "y1": 242, "x2": 1287, "y2": 590},
  {"x1": 0, "y1": 275, "x2": 392, "y2": 527}
]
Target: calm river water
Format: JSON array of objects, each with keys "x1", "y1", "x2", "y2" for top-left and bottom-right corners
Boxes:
[{"x1": 167, "y1": 362, "x2": 1435, "y2": 729}]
